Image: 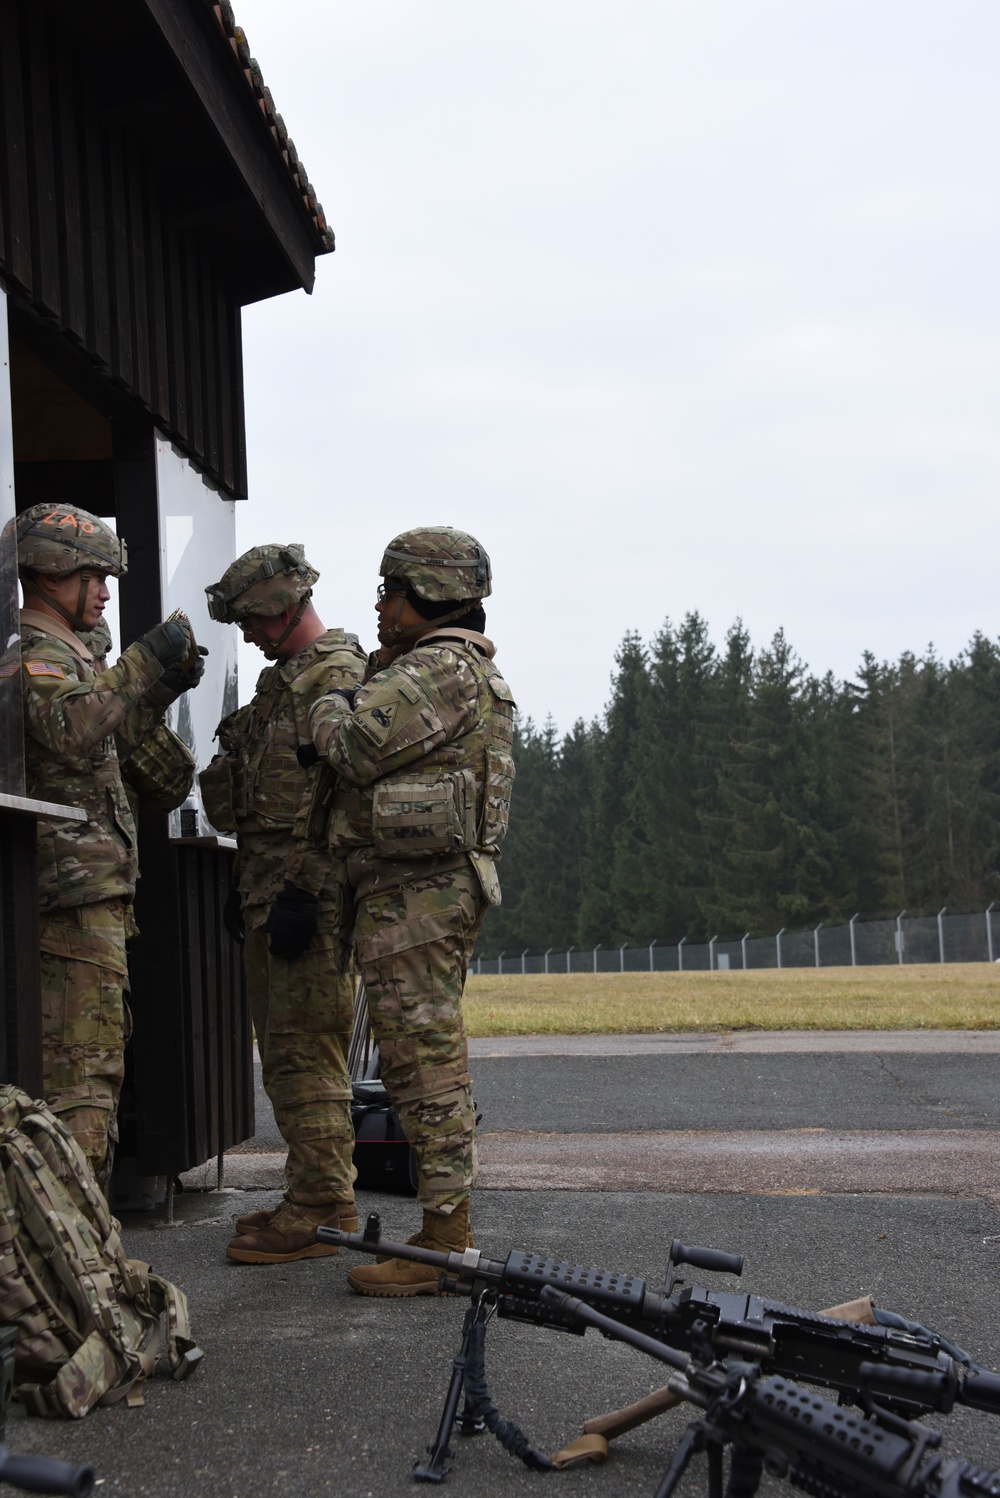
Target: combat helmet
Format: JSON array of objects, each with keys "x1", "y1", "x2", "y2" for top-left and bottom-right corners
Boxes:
[
  {"x1": 205, "y1": 544, "x2": 319, "y2": 624},
  {"x1": 17, "y1": 503, "x2": 127, "y2": 631},
  {"x1": 379, "y1": 527, "x2": 491, "y2": 602},
  {"x1": 17, "y1": 503, "x2": 127, "y2": 578}
]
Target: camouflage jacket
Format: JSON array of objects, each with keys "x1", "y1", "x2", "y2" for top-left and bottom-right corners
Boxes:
[
  {"x1": 308, "y1": 629, "x2": 516, "y2": 900},
  {"x1": 20, "y1": 610, "x2": 170, "y2": 912},
  {"x1": 201, "y1": 629, "x2": 367, "y2": 925}
]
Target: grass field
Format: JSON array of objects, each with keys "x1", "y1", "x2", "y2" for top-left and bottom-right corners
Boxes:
[{"x1": 462, "y1": 963, "x2": 1000, "y2": 1036}]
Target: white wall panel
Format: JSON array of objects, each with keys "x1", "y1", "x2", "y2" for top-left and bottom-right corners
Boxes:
[{"x1": 154, "y1": 434, "x2": 237, "y2": 835}]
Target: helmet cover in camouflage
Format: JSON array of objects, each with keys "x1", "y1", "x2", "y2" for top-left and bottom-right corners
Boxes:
[
  {"x1": 379, "y1": 527, "x2": 492, "y2": 602},
  {"x1": 16, "y1": 504, "x2": 127, "y2": 577},
  {"x1": 205, "y1": 544, "x2": 320, "y2": 623}
]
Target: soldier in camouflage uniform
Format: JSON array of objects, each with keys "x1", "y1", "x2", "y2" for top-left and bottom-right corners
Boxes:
[
  {"x1": 308, "y1": 527, "x2": 515, "y2": 1296},
  {"x1": 200, "y1": 545, "x2": 367, "y2": 1264},
  {"x1": 17, "y1": 503, "x2": 204, "y2": 1183}
]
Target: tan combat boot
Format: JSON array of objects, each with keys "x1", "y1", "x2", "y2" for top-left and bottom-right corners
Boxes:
[
  {"x1": 233, "y1": 1201, "x2": 283, "y2": 1235},
  {"x1": 226, "y1": 1199, "x2": 358, "y2": 1264},
  {"x1": 348, "y1": 1201, "x2": 471, "y2": 1297}
]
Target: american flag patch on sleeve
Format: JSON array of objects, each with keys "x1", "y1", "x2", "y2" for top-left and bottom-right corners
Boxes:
[{"x1": 24, "y1": 661, "x2": 66, "y2": 679}]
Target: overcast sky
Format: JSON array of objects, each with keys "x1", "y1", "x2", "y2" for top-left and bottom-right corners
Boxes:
[{"x1": 232, "y1": 1, "x2": 1000, "y2": 732}]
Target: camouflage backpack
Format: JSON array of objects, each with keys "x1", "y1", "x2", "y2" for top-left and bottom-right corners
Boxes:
[{"x1": 0, "y1": 1088, "x2": 203, "y2": 1418}]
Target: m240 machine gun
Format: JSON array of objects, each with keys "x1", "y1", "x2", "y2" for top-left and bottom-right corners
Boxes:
[
  {"x1": 544, "y1": 1287, "x2": 1000, "y2": 1498},
  {"x1": 317, "y1": 1214, "x2": 1000, "y2": 1487}
]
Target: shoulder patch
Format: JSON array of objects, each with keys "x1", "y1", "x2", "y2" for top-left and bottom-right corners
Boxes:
[
  {"x1": 25, "y1": 661, "x2": 67, "y2": 679},
  {"x1": 353, "y1": 701, "x2": 399, "y2": 748}
]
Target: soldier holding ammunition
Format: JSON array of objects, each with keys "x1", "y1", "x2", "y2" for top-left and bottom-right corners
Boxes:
[
  {"x1": 17, "y1": 502, "x2": 205, "y2": 1184},
  {"x1": 307, "y1": 527, "x2": 515, "y2": 1297},
  {"x1": 200, "y1": 545, "x2": 367, "y2": 1264}
]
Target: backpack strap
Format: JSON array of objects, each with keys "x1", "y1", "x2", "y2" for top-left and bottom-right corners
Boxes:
[{"x1": 140, "y1": 1266, "x2": 204, "y2": 1380}]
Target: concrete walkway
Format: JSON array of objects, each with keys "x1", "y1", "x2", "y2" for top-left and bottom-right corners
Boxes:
[
  {"x1": 468, "y1": 1028, "x2": 1000, "y2": 1056},
  {"x1": 12, "y1": 1032, "x2": 998, "y2": 1496}
]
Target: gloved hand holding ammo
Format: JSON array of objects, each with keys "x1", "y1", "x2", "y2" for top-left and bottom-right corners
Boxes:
[
  {"x1": 264, "y1": 882, "x2": 319, "y2": 959},
  {"x1": 159, "y1": 644, "x2": 209, "y2": 695},
  {"x1": 136, "y1": 618, "x2": 195, "y2": 668}
]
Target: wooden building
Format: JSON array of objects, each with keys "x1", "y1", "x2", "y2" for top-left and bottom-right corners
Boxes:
[{"x1": 0, "y1": 0, "x2": 334, "y2": 1181}]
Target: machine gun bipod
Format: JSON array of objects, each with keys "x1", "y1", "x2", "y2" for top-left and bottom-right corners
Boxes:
[{"x1": 413, "y1": 1280, "x2": 552, "y2": 1483}]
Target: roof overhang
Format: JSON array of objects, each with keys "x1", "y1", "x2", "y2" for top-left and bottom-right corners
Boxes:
[{"x1": 52, "y1": 0, "x2": 334, "y2": 304}]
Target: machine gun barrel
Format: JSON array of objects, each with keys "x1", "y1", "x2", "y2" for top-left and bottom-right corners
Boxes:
[
  {"x1": 0, "y1": 1445, "x2": 95, "y2": 1497},
  {"x1": 318, "y1": 1214, "x2": 681, "y2": 1327},
  {"x1": 321, "y1": 1215, "x2": 1000, "y2": 1421}
]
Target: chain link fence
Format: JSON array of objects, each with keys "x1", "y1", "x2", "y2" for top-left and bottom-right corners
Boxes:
[{"x1": 471, "y1": 906, "x2": 1000, "y2": 976}]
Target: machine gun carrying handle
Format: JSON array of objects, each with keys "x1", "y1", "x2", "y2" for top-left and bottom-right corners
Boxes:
[{"x1": 669, "y1": 1240, "x2": 744, "y2": 1278}]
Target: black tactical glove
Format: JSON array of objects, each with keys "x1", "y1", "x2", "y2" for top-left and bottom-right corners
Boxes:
[
  {"x1": 265, "y1": 883, "x2": 319, "y2": 959},
  {"x1": 160, "y1": 645, "x2": 209, "y2": 695},
  {"x1": 296, "y1": 743, "x2": 320, "y2": 769},
  {"x1": 223, "y1": 886, "x2": 245, "y2": 944},
  {"x1": 137, "y1": 619, "x2": 192, "y2": 668}
]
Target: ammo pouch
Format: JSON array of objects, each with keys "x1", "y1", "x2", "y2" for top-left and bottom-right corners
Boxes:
[
  {"x1": 371, "y1": 768, "x2": 477, "y2": 859},
  {"x1": 480, "y1": 745, "x2": 514, "y2": 850},
  {"x1": 119, "y1": 726, "x2": 195, "y2": 814},
  {"x1": 198, "y1": 754, "x2": 238, "y2": 835}
]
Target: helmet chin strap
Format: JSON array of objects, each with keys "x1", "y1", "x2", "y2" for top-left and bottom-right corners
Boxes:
[
  {"x1": 379, "y1": 592, "x2": 476, "y2": 648},
  {"x1": 274, "y1": 593, "x2": 310, "y2": 650},
  {"x1": 25, "y1": 570, "x2": 93, "y2": 632}
]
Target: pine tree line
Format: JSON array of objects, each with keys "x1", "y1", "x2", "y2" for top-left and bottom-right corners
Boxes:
[{"x1": 480, "y1": 616, "x2": 1000, "y2": 957}]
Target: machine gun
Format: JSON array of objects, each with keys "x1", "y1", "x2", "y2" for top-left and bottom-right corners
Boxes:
[
  {"x1": 317, "y1": 1214, "x2": 1000, "y2": 1484},
  {"x1": 543, "y1": 1286, "x2": 1000, "y2": 1498}
]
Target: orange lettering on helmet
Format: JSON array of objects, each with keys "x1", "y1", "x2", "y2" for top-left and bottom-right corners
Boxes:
[
  {"x1": 58, "y1": 513, "x2": 78, "y2": 528},
  {"x1": 79, "y1": 521, "x2": 95, "y2": 533}
]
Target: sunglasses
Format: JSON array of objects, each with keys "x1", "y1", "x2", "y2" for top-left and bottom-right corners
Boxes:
[{"x1": 376, "y1": 580, "x2": 407, "y2": 603}]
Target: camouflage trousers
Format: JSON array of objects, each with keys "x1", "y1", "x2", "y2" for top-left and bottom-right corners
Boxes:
[
  {"x1": 244, "y1": 907, "x2": 356, "y2": 1207},
  {"x1": 38, "y1": 899, "x2": 130, "y2": 1184},
  {"x1": 353, "y1": 864, "x2": 487, "y2": 1215}
]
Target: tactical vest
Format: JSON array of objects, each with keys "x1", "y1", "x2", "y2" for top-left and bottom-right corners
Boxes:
[
  {"x1": 329, "y1": 643, "x2": 516, "y2": 861},
  {"x1": 201, "y1": 632, "x2": 365, "y2": 839}
]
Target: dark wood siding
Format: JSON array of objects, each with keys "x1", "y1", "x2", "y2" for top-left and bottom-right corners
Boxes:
[{"x1": 0, "y1": 0, "x2": 249, "y2": 498}]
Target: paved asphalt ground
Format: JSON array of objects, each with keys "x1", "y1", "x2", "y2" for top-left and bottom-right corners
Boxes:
[{"x1": 7, "y1": 1033, "x2": 1000, "y2": 1497}]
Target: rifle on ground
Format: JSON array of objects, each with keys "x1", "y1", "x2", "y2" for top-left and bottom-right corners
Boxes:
[
  {"x1": 317, "y1": 1213, "x2": 1000, "y2": 1484},
  {"x1": 543, "y1": 1286, "x2": 1000, "y2": 1498}
]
